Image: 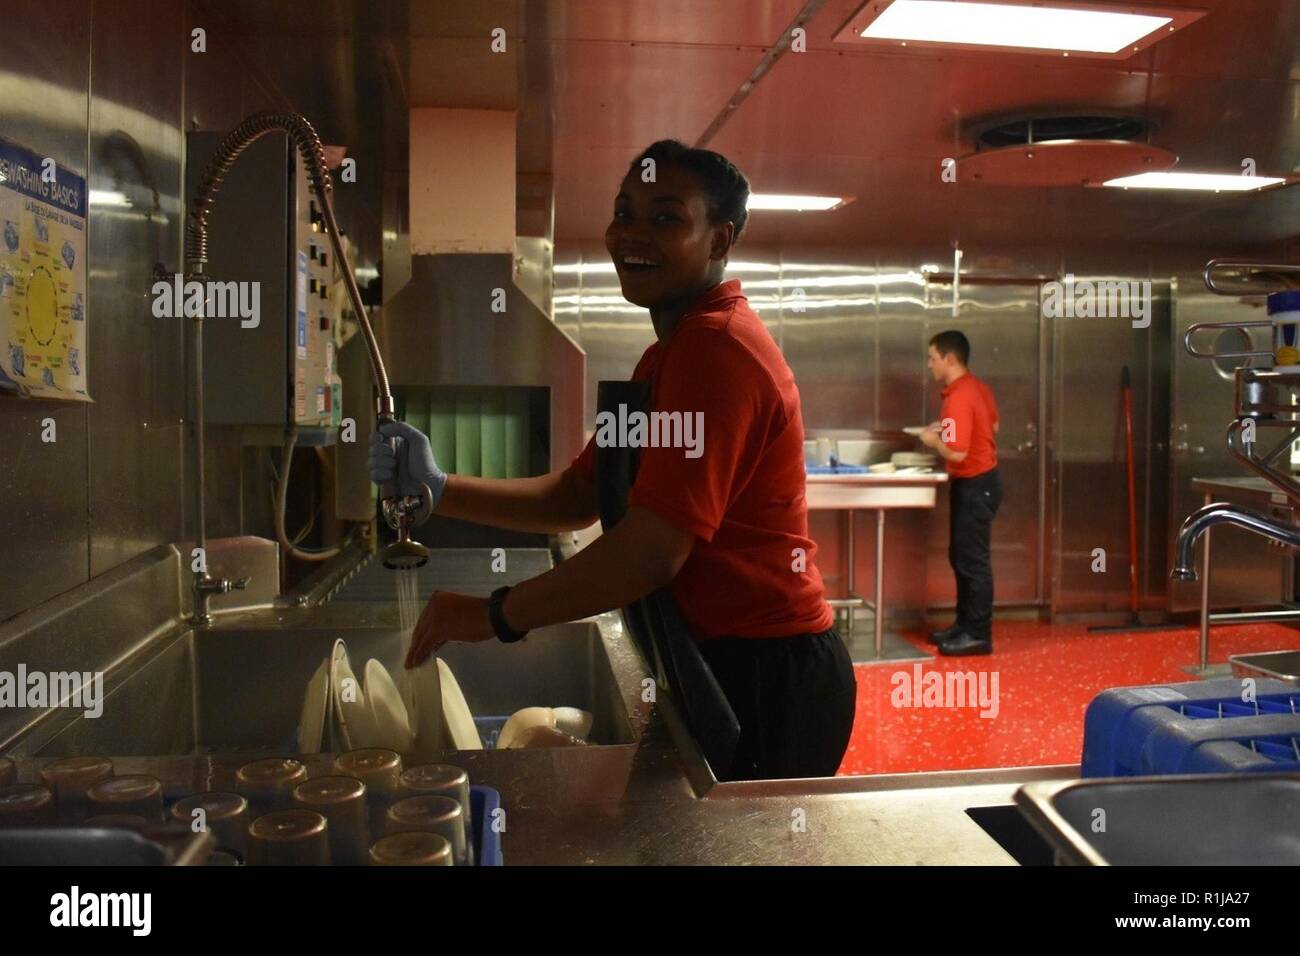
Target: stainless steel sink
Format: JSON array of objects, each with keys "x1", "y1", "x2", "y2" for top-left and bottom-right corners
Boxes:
[
  {"x1": 19, "y1": 620, "x2": 634, "y2": 759},
  {"x1": 1016, "y1": 773, "x2": 1300, "y2": 865}
]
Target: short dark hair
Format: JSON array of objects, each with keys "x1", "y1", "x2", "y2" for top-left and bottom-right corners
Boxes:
[
  {"x1": 929, "y1": 330, "x2": 970, "y2": 365},
  {"x1": 627, "y1": 140, "x2": 751, "y2": 245}
]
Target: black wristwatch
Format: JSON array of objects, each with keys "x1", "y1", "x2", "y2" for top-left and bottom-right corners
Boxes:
[{"x1": 488, "y1": 586, "x2": 528, "y2": 643}]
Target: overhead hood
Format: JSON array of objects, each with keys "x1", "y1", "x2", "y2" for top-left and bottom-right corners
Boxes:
[
  {"x1": 379, "y1": 252, "x2": 585, "y2": 470},
  {"x1": 378, "y1": 107, "x2": 585, "y2": 471}
]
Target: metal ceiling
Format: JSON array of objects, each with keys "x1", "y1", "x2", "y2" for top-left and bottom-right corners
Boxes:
[
  {"x1": 190, "y1": 0, "x2": 1300, "y2": 249},
  {"x1": 551, "y1": 0, "x2": 1300, "y2": 248}
]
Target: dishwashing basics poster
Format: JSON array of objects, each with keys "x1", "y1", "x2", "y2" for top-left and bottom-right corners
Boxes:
[{"x1": 0, "y1": 135, "x2": 89, "y2": 401}]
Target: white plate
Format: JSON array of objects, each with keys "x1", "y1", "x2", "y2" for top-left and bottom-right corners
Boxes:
[
  {"x1": 330, "y1": 639, "x2": 375, "y2": 750},
  {"x1": 868, "y1": 462, "x2": 896, "y2": 474},
  {"x1": 364, "y1": 659, "x2": 415, "y2": 752},
  {"x1": 408, "y1": 657, "x2": 445, "y2": 751},
  {"x1": 903, "y1": 426, "x2": 928, "y2": 436},
  {"x1": 892, "y1": 451, "x2": 938, "y2": 467},
  {"x1": 297, "y1": 656, "x2": 331, "y2": 754},
  {"x1": 438, "y1": 659, "x2": 482, "y2": 750}
]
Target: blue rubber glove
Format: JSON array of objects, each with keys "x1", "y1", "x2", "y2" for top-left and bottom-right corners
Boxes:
[{"x1": 368, "y1": 422, "x2": 448, "y2": 509}]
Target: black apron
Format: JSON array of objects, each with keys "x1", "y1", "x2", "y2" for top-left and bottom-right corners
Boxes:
[{"x1": 594, "y1": 379, "x2": 740, "y2": 779}]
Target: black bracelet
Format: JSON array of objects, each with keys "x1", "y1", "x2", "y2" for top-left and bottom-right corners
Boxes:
[{"x1": 488, "y1": 586, "x2": 528, "y2": 643}]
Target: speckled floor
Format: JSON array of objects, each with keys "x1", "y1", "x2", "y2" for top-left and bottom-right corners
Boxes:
[{"x1": 836, "y1": 621, "x2": 1300, "y2": 776}]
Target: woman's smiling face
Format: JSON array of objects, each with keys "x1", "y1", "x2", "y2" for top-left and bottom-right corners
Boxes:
[{"x1": 604, "y1": 163, "x2": 733, "y2": 310}]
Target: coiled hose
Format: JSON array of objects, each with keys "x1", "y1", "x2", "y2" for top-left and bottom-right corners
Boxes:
[
  {"x1": 184, "y1": 110, "x2": 393, "y2": 412},
  {"x1": 184, "y1": 111, "x2": 397, "y2": 564}
]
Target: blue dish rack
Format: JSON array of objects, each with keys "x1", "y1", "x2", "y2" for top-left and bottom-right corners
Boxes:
[
  {"x1": 469, "y1": 784, "x2": 503, "y2": 867},
  {"x1": 1082, "y1": 677, "x2": 1300, "y2": 777},
  {"x1": 806, "y1": 463, "x2": 869, "y2": 475}
]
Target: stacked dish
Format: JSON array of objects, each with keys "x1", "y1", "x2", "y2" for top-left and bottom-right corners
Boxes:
[
  {"x1": 296, "y1": 641, "x2": 480, "y2": 753},
  {"x1": 891, "y1": 451, "x2": 938, "y2": 469}
]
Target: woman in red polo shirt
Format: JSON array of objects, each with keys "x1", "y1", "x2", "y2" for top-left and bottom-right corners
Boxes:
[{"x1": 370, "y1": 140, "x2": 856, "y2": 780}]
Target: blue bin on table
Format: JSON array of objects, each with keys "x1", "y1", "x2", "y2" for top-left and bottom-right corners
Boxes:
[{"x1": 1082, "y1": 677, "x2": 1300, "y2": 777}]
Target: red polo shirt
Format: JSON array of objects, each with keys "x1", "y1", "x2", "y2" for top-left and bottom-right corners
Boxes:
[
  {"x1": 568, "y1": 279, "x2": 833, "y2": 640},
  {"x1": 939, "y1": 372, "x2": 999, "y2": 478}
]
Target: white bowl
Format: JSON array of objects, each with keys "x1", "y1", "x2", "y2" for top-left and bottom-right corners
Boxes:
[
  {"x1": 552, "y1": 707, "x2": 594, "y2": 741},
  {"x1": 497, "y1": 707, "x2": 557, "y2": 750}
]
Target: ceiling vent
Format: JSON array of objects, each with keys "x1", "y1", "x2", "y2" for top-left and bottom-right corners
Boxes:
[{"x1": 956, "y1": 113, "x2": 1177, "y2": 186}]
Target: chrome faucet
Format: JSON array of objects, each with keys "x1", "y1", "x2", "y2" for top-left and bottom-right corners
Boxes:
[
  {"x1": 193, "y1": 574, "x2": 250, "y2": 626},
  {"x1": 1171, "y1": 502, "x2": 1300, "y2": 581}
]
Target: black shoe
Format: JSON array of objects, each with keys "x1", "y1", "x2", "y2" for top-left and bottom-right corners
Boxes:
[
  {"x1": 937, "y1": 632, "x2": 993, "y2": 656},
  {"x1": 928, "y1": 623, "x2": 963, "y2": 645}
]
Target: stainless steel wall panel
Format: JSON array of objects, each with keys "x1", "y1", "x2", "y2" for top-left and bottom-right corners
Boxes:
[
  {"x1": 553, "y1": 246, "x2": 583, "y2": 353},
  {"x1": 0, "y1": 3, "x2": 93, "y2": 622},
  {"x1": 875, "y1": 258, "x2": 932, "y2": 431},
  {"x1": 1052, "y1": 284, "x2": 1148, "y2": 613},
  {"x1": 86, "y1": 0, "x2": 188, "y2": 578},
  {"x1": 0, "y1": 1, "x2": 375, "y2": 624},
  {"x1": 780, "y1": 249, "x2": 876, "y2": 432}
]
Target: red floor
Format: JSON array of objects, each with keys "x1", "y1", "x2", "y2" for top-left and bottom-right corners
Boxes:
[{"x1": 837, "y1": 621, "x2": 1300, "y2": 776}]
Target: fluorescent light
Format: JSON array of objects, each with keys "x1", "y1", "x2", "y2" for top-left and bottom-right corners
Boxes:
[
  {"x1": 860, "y1": 1, "x2": 1171, "y2": 54},
  {"x1": 89, "y1": 189, "x2": 132, "y2": 207},
  {"x1": 553, "y1": 260, "x2": 783, "y2": 275},
  {"x1": 1102, "y1": 172, "x2": 1287, "y2": 192},
  {"x1": 747, "y1": 193, "x2": 843, "y2": 211}
]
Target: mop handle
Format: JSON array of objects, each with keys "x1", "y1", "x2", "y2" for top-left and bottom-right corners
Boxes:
[{"x1": 1121, "y1": 366, "x2": 1140, "y2": 615}]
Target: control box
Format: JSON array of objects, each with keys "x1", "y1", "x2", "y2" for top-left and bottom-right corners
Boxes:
[{"x1": 184, "y1": 132, "x2": 339, "y2": 429}]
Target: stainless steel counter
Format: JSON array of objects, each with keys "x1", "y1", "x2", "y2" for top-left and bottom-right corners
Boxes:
[
  {"x1": 1, "y1": 543, "x2": 1078, "y2": 865},
  {"x1": 1191, "y1": 475, "x2": 1296, "y2": 507},
  {"x1": 495, "y1": 768, "x2": 1074, "y2": 866}
]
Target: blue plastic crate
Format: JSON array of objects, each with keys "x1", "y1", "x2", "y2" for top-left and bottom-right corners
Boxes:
[
  {"x1": 1082, "y1": 677, "x2": 1300, "y2": 777},
  {"x1": 470, "y1": 785, "x2": 502, "y2": 866}
]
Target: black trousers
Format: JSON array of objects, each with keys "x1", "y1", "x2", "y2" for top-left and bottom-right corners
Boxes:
[
  {"x1": 948, "y1": 468, "x2": 1003, "y2": 641},
  {"x1": 697, "y1": 629, "x2": 857, "y2": 781}
]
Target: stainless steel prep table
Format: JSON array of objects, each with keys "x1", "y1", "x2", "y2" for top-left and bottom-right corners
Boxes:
[{"x1": 806, "y1": 472, "x2": 948, "y2": 663}]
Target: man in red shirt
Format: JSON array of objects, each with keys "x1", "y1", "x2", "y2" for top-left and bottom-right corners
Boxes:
[{"x1": 920, "y1": 331, "x2": 1002, "y2": 656}]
